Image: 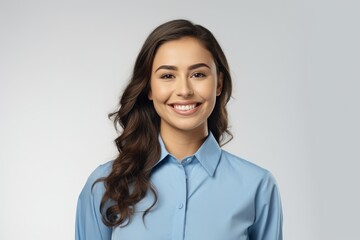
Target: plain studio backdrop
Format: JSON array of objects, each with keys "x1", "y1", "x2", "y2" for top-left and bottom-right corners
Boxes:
[{"x1": 1, "y1": 0, "x2": 359, "y2": 239}]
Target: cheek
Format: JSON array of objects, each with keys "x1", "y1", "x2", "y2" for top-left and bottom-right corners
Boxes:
[
  {"x1": 197, "y1": 81, "x2": 218, "y2": 100},
  {"x1": 150, "y1": 84, "x2": 170, "y2": 102}
]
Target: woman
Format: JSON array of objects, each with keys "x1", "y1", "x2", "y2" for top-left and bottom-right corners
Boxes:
[{"x1": 76, "y1": 19, "x2": 283, "y2": 240}]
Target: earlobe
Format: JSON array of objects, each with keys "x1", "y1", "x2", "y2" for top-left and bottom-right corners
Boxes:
[
  {"x1": 148, "y1": 91, "x2": 153, "y2": 100},
  {"x1": 216, "y1": 73, "x2": 223, "y2": 96}
]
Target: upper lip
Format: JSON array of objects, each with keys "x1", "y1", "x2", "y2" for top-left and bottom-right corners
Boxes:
[{"x1": 168, "y1": 101, "x2": 201, "y2": 106}]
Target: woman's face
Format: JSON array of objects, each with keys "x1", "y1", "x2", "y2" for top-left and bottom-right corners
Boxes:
[{"x1": 149, "y1": 37, "x2": 222, "y2": 135}]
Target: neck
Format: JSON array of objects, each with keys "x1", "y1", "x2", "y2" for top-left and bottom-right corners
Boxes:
[{"x1": 160, "y1": 127, "x2": 208, "y2": 161}]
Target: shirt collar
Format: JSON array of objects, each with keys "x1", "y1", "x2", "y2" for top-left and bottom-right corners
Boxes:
[
  {"x1": 194, "y1": 132, "x2": 222, "y2": 177},
  {"x1": 158, "y1": 135, "x2": 170, "y2": 163},
  {"x1": 155, "y1": 132, "x2": 222, "y2": 177}
]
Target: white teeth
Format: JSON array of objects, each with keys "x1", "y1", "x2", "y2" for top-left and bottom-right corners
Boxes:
[{"x1": 174, "y1": 104, "x2": 197, "y2": 111}]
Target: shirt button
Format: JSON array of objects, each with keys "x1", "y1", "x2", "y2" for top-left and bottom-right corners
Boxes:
[{"x1": 178, "y1": 203, "x2": 184, "y2": 209}]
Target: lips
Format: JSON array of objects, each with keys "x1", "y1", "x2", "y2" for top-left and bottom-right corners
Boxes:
[{"x1": 169, "y1": 102, "x2": 201, "y2": 114}]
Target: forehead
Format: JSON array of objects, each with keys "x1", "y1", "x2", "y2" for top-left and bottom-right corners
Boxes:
[{"x1": 152, "y1": 37, "x2": 215, "y2": 69}]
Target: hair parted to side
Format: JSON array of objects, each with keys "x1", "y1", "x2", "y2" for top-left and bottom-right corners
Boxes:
[{"x1": 98, "y1": 19, "x2": 233, "y2": 227}]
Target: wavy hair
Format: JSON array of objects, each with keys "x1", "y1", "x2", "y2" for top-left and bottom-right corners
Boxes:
[{"x1": 98, "y1": 19, "x2": 233, "y2": 227}]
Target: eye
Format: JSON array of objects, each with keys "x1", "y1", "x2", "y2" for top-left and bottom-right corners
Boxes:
[
  {"x1": 191, "y1": 72, "x2": 206, "y2": 78},
  {"x1": 160, "y1": 74, "x2": 175, "y2": 79}
]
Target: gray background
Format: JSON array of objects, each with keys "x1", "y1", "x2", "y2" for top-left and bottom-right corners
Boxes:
[{"x1": 1, "y1": 0, "x2": 359, "y2": 239}]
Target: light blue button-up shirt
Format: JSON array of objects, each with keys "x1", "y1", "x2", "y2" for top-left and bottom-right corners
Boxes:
[{"x1": 76, "y1": 133, "x2": 283, "y2": 240}]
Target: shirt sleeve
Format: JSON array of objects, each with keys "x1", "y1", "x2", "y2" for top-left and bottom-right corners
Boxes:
[
  {"x1": 75, "y1": 164, "x2": 112, "y2": 240},
  {"x1": 248, "y1": 171, "x2": 283, "y2": 240}
]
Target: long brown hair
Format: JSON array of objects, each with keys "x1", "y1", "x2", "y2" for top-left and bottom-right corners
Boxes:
[{"x1": 99, "y1": 19, "x2": 233, "y2": 227}]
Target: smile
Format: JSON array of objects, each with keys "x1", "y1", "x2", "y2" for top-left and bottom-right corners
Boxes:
[
  {"x1": 173, "y1": 104, "x2": 197, "y2": 111},
  {"x1": 169, "y1": 103, "x2": 201, "y2": 115}
]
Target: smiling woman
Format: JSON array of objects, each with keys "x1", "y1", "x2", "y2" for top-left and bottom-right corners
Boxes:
[
  {"x1": 149, "y1": 37, "x2": 223, "y2": 159},
  {"x1": 75, "y1": 19, "x2": 283, "y2": 240}
]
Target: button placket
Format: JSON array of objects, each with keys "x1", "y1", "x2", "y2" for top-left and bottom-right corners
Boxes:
[{"x1": 171, "y1": 163, "x2": 188, "y2": 240}]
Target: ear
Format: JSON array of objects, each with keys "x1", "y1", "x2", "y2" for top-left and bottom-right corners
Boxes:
[
  {"x1": 216, "y1": 72, "x2": 223, "y2": 96},
  {"x1": 148, "y1": 90, "x2": 153, "y2": 100}
]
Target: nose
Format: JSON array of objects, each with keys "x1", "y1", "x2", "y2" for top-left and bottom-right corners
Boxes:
[{"x1": 175, "y1": 77, "x2": 194, "y2": 97}]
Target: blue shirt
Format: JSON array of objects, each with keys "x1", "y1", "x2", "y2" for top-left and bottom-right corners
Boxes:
[{"x1": 76, "y1": 133, "x2": 283, "y2": 240}]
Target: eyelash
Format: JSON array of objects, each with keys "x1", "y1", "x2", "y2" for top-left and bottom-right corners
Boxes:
[
  {"x1": 160, "y1": 74, "x2": 175, "y2": 79},
  {"x1": 160, "y1": 72, "x2": 206, "y2": 79},
  {"x1": 191, "y1": 72, "x2": 206, "y2": 78}
]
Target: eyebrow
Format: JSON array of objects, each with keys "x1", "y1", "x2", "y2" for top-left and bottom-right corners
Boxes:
[{"x1": 155, "y1": 63, "x2": 211, "y2": 72}]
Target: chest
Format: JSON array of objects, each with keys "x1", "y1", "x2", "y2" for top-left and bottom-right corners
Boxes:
[{"x1": 111, "y1": 162, "x2": 256, "y2": 240}]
